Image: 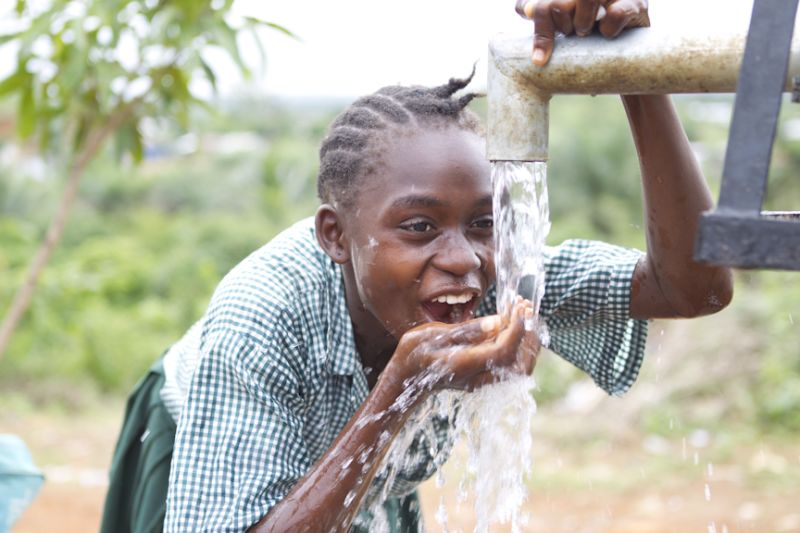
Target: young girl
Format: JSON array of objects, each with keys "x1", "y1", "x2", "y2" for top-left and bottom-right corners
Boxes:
[{"x1": 102, "y1": 1, "x2": 733, "y2": 531}]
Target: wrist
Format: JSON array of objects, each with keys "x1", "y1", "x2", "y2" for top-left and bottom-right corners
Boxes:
[{"x1": 375, "y1": 359, "x2": 430, "y2": 416}]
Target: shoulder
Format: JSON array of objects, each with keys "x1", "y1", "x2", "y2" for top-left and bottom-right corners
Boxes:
[{"x1": 203, "y1": 217, "x2": 336, "y2": 353}]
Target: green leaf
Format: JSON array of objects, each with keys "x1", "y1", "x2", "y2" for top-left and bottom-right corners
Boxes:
[
  {"x1": 60, "y1": 44, "x2": 89, "y2": 96},
  {"x1": 244, "y1": 17, "x2": 298, "y2": 40},
  {"x1": 247, "y1": 26, "x2": 267, "y2": 74},
  {"x1": 114, "y1": 119, "x2": 143, "y2": 164},
  {"x1": 0, "y1": 31, "x2": 21, "y2": 46},
  {"x1": 209, "y1": 23, "x2": 250, "y2": 79},
  {"x1": 37, "y1": 108, "x2": 56, "y2": 153},
  {"x1": 73, "y1": 115, "x2": 91, "y2": 152},
  {"x1": 0, "y1": 71, "x2": 24, "y2": 98},
  {"x1": 199, "y1": 57, "x2": 217, "y2": 94},
  {"x1": 130, "y1": 122, "x2": 143, "y2": 164},
  {"x1": 18, "y1": 85, "x2": 36, "y2": 139}
]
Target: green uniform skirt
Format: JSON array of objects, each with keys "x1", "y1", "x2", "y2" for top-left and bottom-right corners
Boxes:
[{"x1": 100, "y1": 359, "x2": 175, "y2": 533}]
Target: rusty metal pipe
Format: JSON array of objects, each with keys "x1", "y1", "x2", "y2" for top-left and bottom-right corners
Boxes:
[{"x1": 487, "y1": 8, "x2": 800, "y2": 162}]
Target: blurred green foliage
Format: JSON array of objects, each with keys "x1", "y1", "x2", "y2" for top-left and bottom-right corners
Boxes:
[
  {"x1": 0, "y1": 98, "x2": 328, "y2": 391},
  {"x1": 1, "y1": 91, "x2": 800, "y2": 432},
  {"x1": 0, "y1": 0, "x2": 291, "y2": 159}
]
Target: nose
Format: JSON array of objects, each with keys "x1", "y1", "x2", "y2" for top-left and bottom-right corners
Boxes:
[{"x1": 432, "y1": 230, "x2": 483, "y2": 277}]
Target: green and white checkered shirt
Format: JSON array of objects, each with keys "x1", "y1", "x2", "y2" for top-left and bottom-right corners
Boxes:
[{"x1": 163, "y1": 217, "x2": 647, "y2": 532}]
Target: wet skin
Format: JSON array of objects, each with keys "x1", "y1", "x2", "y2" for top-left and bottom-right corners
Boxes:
[{"x1": 336, "y1": 126, "x2": 497, "y2": 374}]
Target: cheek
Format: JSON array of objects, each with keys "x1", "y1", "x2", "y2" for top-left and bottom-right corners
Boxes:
[{"x1": 352, "y1": 241, "x2": 380, "y2": 299}]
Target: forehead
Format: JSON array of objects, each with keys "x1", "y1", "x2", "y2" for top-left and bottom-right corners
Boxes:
[{"x1": 359, "y1": 126, "x2": 491, "y2": 203}]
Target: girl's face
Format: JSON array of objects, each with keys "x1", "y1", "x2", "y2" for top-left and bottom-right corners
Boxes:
[{"x1": 342, "y1": 125, "x2": 495, "y2": 339}]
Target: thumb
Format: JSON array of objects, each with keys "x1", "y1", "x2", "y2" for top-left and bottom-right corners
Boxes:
[{"x1": 531, "y1": 4, "x2": 557, "y2": 66}]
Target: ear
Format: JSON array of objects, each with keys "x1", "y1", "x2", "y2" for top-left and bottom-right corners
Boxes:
[{"x1": 315, "y1": 204, "x2": 351, "y2": 264}]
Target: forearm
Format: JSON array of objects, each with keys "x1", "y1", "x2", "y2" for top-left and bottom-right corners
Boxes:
[
  {"x1": 250, "y1": 369, "x2": 423, "y2": 532},
  {"x1": 622, "y1": 94, "x2": 733, "y2": 318}
]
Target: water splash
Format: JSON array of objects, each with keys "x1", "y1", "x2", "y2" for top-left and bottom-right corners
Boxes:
[
  {"x1": 434, "y1": 161, "x2": 550, "y2": 532},
  {"x1": 492, "y1": 161, "x2": 551, "y2": 325},
  {"x1": 363, "y1": 162, "x2": 551, "y2": 532}
]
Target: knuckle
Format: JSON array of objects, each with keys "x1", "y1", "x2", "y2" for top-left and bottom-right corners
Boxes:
[{"x1": 533, "y1": 3, "x2": 551, "y2": 21}]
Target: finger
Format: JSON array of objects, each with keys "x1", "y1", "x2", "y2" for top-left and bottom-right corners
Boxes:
[
  {"x1": 470, "y1": 301, "x2": 527, "y2": 370},
  {"x1": 531, "y1": 2, "x2": 557, "y2": 66},
  {"x1": 599, "y1": 0, "x2": 649, "y2": 36},
  {"x1": 448, "y1": 315, "x2": 502, "y2": 345},
  {"x1": 597, "y1": 0, "x2": 633, "y2": 37},
  {"x1": 551, "y1": 0, "x2": 575, "y2": 36},
  {"x1": 438, "y1": 303, "x2": 526, "y2": 380},
  {"x1": 516, "y1": 0, "x2": 535, "y2": 19},
  {"x1": 574, "y1": 0, "x2": 601, "y2": 37},
  {"x1": 467, "y1": 327, "x2": 539, "y2": 390},
  {"x1": 517, "y1": 328, "x2": 541, "y2": 375}
]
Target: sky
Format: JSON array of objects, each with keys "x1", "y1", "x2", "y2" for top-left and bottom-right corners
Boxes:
[
  {"x1": 231, "y1": 1, "x2": 531, "y2": 100},
  {"x1": 0, "y1": 0, "x2": 759, "y2": 102}
]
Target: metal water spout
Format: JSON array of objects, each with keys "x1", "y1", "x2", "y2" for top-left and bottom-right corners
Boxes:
[{"x1": 487, "y1": 0, "x2": 800, "y2": 270}]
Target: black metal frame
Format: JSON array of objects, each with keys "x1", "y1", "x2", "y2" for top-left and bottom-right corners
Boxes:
[{"x1": 694, "y1": 0, "x2": 800, "y2": 270}]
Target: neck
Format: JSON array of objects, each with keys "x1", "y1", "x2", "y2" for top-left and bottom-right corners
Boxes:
[{"x1": 341, "y1": 267, "x2": 398, "y2": 385}]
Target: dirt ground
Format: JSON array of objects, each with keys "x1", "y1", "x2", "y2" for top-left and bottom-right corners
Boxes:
[{"x1": 5, "y1": 398, "x2": 799, "y2": 533}]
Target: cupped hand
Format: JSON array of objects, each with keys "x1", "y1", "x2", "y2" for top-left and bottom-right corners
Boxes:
[
  {"x1": 389, "y1": 300, "x2": 540, "y2": 400},
  {"x1": 515, "y1": 0, "x2": 650, "y2": 66}
]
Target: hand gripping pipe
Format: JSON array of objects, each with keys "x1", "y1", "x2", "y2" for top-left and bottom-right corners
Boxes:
[{"x1": 487, "y1": 4, "x2": 800, "y2": 163}]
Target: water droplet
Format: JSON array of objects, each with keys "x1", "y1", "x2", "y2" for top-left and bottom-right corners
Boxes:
[
  {"x1": 344, "y1": 490, "x2": 356, "y2": 508},
  {"x1": 705, "y1": 483, "x2": 712, "y2": 501},
  {"x1": 707, "y1": 462, "x2": 714, "y2": 477},
  {"x1": 434, "y1": 503, "x2": 449, "y2": 526}
]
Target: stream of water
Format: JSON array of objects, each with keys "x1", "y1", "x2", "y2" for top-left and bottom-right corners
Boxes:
[
  {"x1": 447, "y1": 160, "x2": 551, "y2": 532},
  {"x1": 362, "y1": 161, "x2": 552, "y2": 532}
]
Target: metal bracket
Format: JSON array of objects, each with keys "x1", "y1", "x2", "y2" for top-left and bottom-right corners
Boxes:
[{"x1": 694, "y1": 0, "x2": 800, "y2": 270}]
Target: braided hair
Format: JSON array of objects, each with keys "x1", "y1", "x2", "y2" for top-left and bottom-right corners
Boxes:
[{"x1": 317, "y1": 70, "x2": 483, "y2": 207}]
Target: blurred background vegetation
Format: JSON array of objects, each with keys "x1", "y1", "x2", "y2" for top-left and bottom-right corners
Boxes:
[
  {"x1": 2, "y1": 91, "x2": 800, "y2": 434},
  {"x1": 3, "y1": 77, "x2": 800, "y2": 533}
]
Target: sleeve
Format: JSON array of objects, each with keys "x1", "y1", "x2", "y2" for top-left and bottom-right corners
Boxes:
[
  {"x1": 164, "y1": 324, "x2": 309, "y2": 532},
  {"x1": 541, "y1": 239, "x2": 648, "y2": 396}
]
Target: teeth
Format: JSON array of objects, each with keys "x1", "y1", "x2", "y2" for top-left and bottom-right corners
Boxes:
[{"x1": 433, "y1": 293, "x2": 473, "y2": 305}]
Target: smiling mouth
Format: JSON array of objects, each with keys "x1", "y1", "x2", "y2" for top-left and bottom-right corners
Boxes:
[{"x1": 421, "y1": 293, "x2": 479, "y2": 324}]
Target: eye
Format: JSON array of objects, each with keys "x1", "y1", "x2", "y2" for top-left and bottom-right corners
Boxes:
[
  {"x1": 401, "y1": 220, "x2": 436, "y2": 233},
  {"x1": 471, "y1": 216, "x2": 493, "y2": 230}
]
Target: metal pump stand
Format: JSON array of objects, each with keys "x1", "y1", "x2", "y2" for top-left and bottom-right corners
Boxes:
[{"x1": 694, "y1": 0, "x2": 800, "y2": 270}]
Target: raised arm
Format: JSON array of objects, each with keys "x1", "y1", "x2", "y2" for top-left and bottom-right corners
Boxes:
[{"x1": 622, "y1": 95, "x2": 733, "y2": 319}]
